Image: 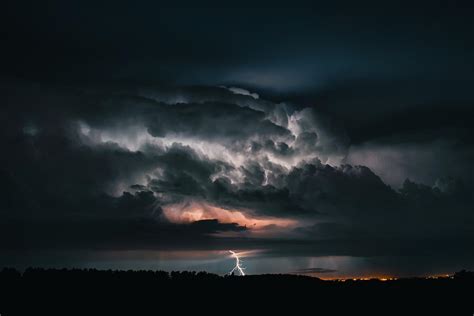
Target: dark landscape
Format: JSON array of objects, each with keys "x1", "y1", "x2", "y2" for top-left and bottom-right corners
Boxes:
[{"x1": 1, "y1": 268, "x2": 473, "y2": 314}]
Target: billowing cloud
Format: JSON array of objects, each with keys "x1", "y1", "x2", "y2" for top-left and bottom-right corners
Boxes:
[{"x1": 1, "y1": 81, "x2": 473, "y2": 264}]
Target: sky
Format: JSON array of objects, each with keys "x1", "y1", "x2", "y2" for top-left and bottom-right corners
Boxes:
[{"x1": 1, "y1": 0, "x2": 474, "y2": 278}]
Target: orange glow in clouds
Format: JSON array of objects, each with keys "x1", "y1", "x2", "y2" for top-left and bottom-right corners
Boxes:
[{"x1": 162, "y1": 201, "x2": 297, "y2": 230}]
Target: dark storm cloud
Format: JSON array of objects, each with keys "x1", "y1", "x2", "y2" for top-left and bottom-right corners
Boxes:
[
  {"x1": 1, "y1": 1, "x2": 474, "y2": 269},
  {"x1": 0, "y1": 81, "x2": 301, "y2": 251},
  {"x1": 2, "y1": 74, "x2": 474, "y2": 261}
]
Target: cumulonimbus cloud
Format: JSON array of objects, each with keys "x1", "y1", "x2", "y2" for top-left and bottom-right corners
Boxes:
[{"x1": 1, "y1": 82, "x2": 473, "y2": 258}]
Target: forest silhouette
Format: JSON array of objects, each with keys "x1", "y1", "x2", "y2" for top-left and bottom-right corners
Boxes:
[{"x1": 0, "y1": 268, "x2": 473, "y2": 314}]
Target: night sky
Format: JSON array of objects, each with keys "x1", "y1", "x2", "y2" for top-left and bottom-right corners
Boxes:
[{"x1": 1, "y1": 0, "x2": 474, "y2": 278}]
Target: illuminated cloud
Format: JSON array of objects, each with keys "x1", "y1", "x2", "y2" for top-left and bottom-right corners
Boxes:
[
  {"x1": 1, "y1": 81, "x2": 473, "y2": 275},
  {"x1": 162, "y1": 201, "x2": 298, "y2": 231}
]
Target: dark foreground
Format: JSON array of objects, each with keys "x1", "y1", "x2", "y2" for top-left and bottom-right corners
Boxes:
[{"x1": 1, "y1": 268, "x2": 473, "y2": 315}]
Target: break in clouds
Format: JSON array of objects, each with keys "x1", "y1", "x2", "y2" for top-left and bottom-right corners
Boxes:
[{"x1": 1, "y1": 81, "x2": 473, "y2": 260}]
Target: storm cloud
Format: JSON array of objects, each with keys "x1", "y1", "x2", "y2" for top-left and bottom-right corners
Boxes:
[
  {"x1": 1, "y1": 80, "x2": 473, "y2": 262},
  {"x1": 2, "y1": 0, "x2": 474, "y2": 276}
]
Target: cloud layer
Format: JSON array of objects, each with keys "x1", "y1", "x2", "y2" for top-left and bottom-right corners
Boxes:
[{"x1": 1, "y1": 81, "x2": 473, "y2": 261}]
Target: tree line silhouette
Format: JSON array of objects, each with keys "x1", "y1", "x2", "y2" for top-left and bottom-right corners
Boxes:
[{"x1": 0, "y1": 268, "x2": 472, "y2": 314}]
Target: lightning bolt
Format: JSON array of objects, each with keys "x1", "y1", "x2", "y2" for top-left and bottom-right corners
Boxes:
[{"x1": 228, "y1": 250, "x2": 246, "y2": 276}]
